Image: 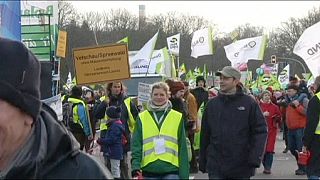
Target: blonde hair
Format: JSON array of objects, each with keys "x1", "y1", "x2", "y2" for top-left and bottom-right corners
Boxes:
[{"x1": 151, "y1": 82, "x2": 170, "y2": 96}]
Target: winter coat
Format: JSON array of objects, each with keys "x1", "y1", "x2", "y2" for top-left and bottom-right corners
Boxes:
[
  {"x1": 199, "y1": 90, "x2": 267, "y2": 178},
  {"x1": 286, "y1": 95, "x2": 308, "y2": 130},
  {"x1": 4, "y1": 103, "x2": 111, "y2": 179},
  {"x1": 259, "y1": 101, "x2": 281, "y2": 152},
  {"x1": 99, "y1": 120, "x2": 125, "y2": 160},
  {"x1": 190, "y1": 87, "x2": 208, "y2": 111},
  {"x1": 303, "y1": 90, "x2": 320, "y2": 177}
]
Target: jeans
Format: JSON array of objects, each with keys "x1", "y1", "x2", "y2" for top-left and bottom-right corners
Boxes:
[
  {"x1": 104, "y1": 153, "x2": 130, "y2": 179},
  {"x1": 143, "y1": 174, "x2": 180, "y2": 179},
  {"x1": 288, "y1": 128, "x2": 304, "y2": 160},
  {"x1": 110, "y1": 159, "x2": 121, "y2": 178},
  {"x1": 262, "y1": 152, "x2": 274, "y2": 170},
  {"x1": 287, "y1": 128, "x2": 306, "y2": 171}
]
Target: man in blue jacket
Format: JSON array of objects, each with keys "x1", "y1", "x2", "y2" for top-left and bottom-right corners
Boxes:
[{"x1": 199, "y1": 66, "x2": 268, "y2": 179}]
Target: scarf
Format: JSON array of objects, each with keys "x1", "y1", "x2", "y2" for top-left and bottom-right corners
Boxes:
[{"x1": 146, "y1": 99, "x2": 172, "y2": 112}]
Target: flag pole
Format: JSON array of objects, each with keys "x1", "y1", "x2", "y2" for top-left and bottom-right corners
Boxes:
[{"x1": 145, "y1": 58, "x2": 152, "y2": 77}]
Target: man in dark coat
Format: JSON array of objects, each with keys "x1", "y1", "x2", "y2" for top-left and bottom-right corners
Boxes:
[
  {"x1": 190, "y1": 76, "x2": 208, "y2": 111},
  {"x1": 303, "y1": 75, "x2": 320, "y2": 179},
  {"x1": 0, "y1": 38, "x2": 111, "y2": 179},
  {"x1": 199, "y1": 66, "x2": 268, "y2": 179}
]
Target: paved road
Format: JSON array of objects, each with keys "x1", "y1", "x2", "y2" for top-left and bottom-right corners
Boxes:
[
  {"x1": 191, "y1": 131, "x2": 307, "y2": 179},
  {"x1": 91, "y1": 131, "x2": 307, "y2": 179}
]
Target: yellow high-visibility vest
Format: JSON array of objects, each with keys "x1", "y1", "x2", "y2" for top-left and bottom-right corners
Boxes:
[
  {"x1": 68, "y1": 97, "x2": 87, "y2": 128},
  {"x1": 124, "y1": 97, "x2": 136, "y2": 133},
  {"x1": 315, "y1": 92, "x2": 320, "y2": 135},
  {"x1": 99, "y1": 96, "x2": 135, "y2": 132},
  {"x1": 140, "y1": 109, "x2": 182, "y2": 168},
  {"x1": 99, "y1": 96, "x2": 109, "y2": 131}
]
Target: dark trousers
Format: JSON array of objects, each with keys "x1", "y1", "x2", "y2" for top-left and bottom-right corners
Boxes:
[
  {"x1": 188, "y1": 132, "x2": 198, "y2": 172},
  {"x1": 263, "y1": 152, "x2": 274, "y2": 170},
  {"x1": 209, "y1": 172, "x2": 250, "y2": 179},
  {"x1": 72, "y1": 131, "x2": 86, "y2": 150}
]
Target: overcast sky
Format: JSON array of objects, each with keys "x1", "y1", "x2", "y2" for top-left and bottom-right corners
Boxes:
[{"x1": 71, "y1": 1, "x2": 320, "y2": 33}]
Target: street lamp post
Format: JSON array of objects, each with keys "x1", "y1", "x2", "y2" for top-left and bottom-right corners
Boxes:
[{"x1": 277, "y1": 57, "x2": 307, "y2": 74}]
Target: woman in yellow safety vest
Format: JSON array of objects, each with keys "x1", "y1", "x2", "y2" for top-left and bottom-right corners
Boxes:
[{"x1": 131, "y1": 82, "x2": 189, "y2": 179}]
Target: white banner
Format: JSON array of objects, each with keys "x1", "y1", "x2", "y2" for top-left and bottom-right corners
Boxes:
[
  {"x1": 293, "y1": 21, "x2": 320, "y2": 77},
  {"x1": 130, "y1": 31, "x2": 159, "y2": 74},
  {"x1": 41, "y1": 94, "x2": 62, "y2": 121},
  {"x1": 224, "y1": 35, "x2": 267, "y2": 69},
  {"x1": 191, "y1": 27, "x2": 213, "y2": 58},
  {"x1": 278, "y1": 64, "x2": 290, "y2": 87},
  {"x1": 129, "y1": 48, "x2": 169, "y2": 75},
  {"x1": 138, "y1": 82, "x2": 152, "y2": 106},
  {"x1": 167, "y1": 33, "x2": 180, "y2": 56}
]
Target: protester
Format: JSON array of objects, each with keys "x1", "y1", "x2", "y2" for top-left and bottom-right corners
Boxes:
[
  {"x1": 285, "y1": 84, "x2": 309, "y2": 175},
  {"x1": 83, "y1": 87, "x2": 98, "y2": 153},
  {"x1": 259, "y1": 90, "x2": 281, "y2": 174},
  {"x1": 67, "y1": 85, "x2": 93, "y2": 151},
  {"x1": 183, "y1": 81, "x2": 199, "y2": 173},
  {"x1": 97, "y1": 106, "x2": 125, "y2": 179},
  {"x1": 94, "y1": 81, "x2": 138, "y2": 179},
  {"x1": 190, "y1": 75, "x2": 209, "y2": 111},
  {"x1": 131, "y1": 82, "x2": 189, "y2": 179},
  {"x1": 303, "y1": 75, "x2": 320, "y2": 179},
  {"x1": 199, "y1": 66, "x2": 267, "y2": 179},
  {"x1": 0, "y1": 38, "x2": 110, "y2": 178}
]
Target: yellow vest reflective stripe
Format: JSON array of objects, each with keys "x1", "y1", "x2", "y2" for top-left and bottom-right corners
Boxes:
[
  {"x1": 315, "y1": 92, "x2": 320, "y2": 134},
  {"x1": 140, "y1": 109, "x2": 182, "y2": 168},
  {"x1": 68, "y1": 97, "x2": 86, "y2": 129},
  {"x1": 124, "y1": 97, "x2": 136, "y2": 133}
]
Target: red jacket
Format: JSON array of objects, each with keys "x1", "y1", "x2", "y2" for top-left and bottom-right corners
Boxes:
[
  {"x1": 286, "y1": 105, "x2": 307, "y2": 129},
  {"x1": 259, "y1": 101, "x2": 281, "y2": 152}
]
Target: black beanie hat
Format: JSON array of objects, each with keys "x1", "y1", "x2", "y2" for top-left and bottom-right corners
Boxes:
[
  {"x1": 106, "y1": 106, "x2": 121, "y2": 119},
  {"x1": 0, "y1": 38, "x2": 41, "y2": 121}
]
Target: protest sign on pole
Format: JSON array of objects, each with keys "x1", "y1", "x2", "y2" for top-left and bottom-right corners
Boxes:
[{"x1": 73, "y1": 43, "x2": 130, "y2": 85}]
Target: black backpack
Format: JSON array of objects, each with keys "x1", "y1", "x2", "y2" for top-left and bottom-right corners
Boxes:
[{"x1": 62, "y1": 102, "x2": 82, "y2": 132}]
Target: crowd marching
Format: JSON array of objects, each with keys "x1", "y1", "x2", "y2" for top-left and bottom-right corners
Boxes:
[{"x1": 1, "y1": 37, "x2": 320, "y2": 179}]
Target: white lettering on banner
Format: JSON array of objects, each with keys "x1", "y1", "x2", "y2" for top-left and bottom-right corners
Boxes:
[{"x1": 307, "y1": 42, "x2": 320, "y2": 55}]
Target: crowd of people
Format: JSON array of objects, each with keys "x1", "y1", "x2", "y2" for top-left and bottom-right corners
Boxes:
[{"x1": 1, "y1": 37, "x2": 320, "y2": 179}]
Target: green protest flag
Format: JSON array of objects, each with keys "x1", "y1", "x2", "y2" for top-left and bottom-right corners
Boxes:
[{"x1": 117, "y1": 36, "x2": 129, "y2": 45}]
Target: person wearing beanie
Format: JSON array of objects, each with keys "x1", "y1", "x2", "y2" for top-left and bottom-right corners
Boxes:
[
  {"x1": 97, "y1": 106, "x2": 125, "y2": 179},
  {"x1": 190, "y1": 76, "x2": 208, "y2": 111},
  {"x1": 66, "y1": 85, "x2": 93, "y2": 151},
  {"x1": 168, "y1": 81, "x2": 188, "y2": 128},
  {"x1": 258, "y1": 90, "x2": 281, "y2": 174},
  {"x1": 303, "y1": 75, "x2": 320, "y2": 179},
  {"x1": 0, "y1": 38, "x2": 110, "y2": 178},
  {"x1": 285, "y1": 83, "x2": 309, "y2": 175}
]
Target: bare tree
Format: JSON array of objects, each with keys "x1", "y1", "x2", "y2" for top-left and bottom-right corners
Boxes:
[{"x1": 58, "y1": 0, "x2": 78, "y2": 29}]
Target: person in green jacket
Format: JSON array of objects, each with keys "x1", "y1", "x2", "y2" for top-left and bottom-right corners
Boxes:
[{"x1": 131, "y1": 82, "x2": 189, "y2": 179}]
